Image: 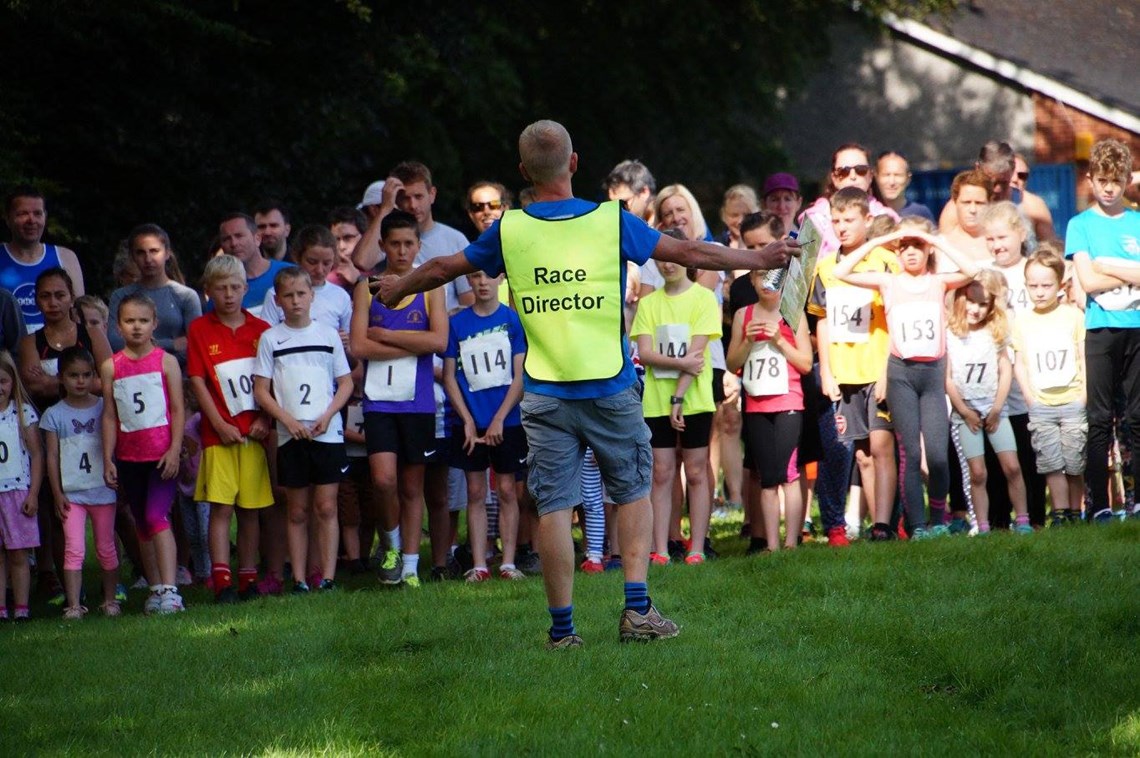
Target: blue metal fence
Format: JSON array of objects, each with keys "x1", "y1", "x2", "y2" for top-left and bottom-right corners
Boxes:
[{"x1": 909, "y1": 163, "x2": 1077, "y2": 237}]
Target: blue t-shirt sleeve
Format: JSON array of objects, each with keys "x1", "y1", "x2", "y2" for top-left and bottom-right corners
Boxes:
[
  {"x1": 1064, "y1": 213, "x2": 1088, "y2": 259},
  {"x1": 508, "y1": 310, "x2": 527, "y2": 355},
  {"x1": 463, "y1": 223, "x2": 505, "y2": 278},
  {"x1": 620, "y1": 211, "x2": 660, "y2": 267},
  {"x1": 444, "y1": 313, "x2": 461, "y2": 358}
]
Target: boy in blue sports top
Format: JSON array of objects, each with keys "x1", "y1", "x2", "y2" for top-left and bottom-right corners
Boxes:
[
  {"x1": 1066, "y1": 138, "x2": 1140, "y2": 522},
  {"x1": 442, "y1": 270, "x2": 527, "y2": 582}
]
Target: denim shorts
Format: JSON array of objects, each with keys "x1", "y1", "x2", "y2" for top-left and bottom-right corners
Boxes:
[
  {"x1": 1027, "y1": 401, "x2": 1087, "y2": 475},
  {"x1": 520, "y1": 385, "x2": 652, "y2": 515}
]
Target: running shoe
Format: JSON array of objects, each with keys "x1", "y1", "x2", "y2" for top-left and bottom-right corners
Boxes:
[
  {"x1": 619, "y1": 604, "x2": 679, "y2": 642},
  {"x1": 143, "y1": 590, "x2": 162, "y2": 615},
  {"x1": 238, "y1": 584, "x2": 261, "y2": 602},
  {"x1": 403, "y1": 574, "x2": 421, "y2": 589},
  {"x1": 62, "y1": 605, "x2": 88, "y2": 620},
  {"x1": 157, "y1": 589, "x2": 185, "y2": 613},
  {"x1": 377, "y1": 549, "x2": 403, "y2": 586},
  {"x1": 100, "y1": 600, "x2": 122, "y2": 618},
  {"x1": 291, "y1": 581, "x2": 310, "y2": 594},
  {"x1": 580, "y1": 557, "x2": 604, "y2": 574},
  {"x1": 464, "y1": 568, "x2": 491, "y2": 583},
  {"x1": 703, "y1": 538, "x2": 719, "y2": 560},
  {"x1": 1013, "y1": 523, "x2": 1034, "y2": 535},
  {"x1": 666, "y1": 539, "x2": 686, "y2": 562},
  {"x1": 929, "y1": 524, "x2": 951, "y2": 537},
  {"x1": 545, "y1": 633, "x2": 584, "y2": 650},
  {"x1": 318, "y1": 579, "x2": 336, "y2": 591},
  {"x1": 516, "y1": 547, "x2": 542, "y2": 575},
  {"x1": 215, "y1": 586, "x2": 239, "y2": 605},
  {"x1": 869, "y1": 524, "x2": 895, "y2": 542},
  {"x1": 827, "y1": 526, "x2": 851, "y2": 547},
  {"x1": 499, "y1": 566, "x2": 526, "y2": 581},
  {"x1": 947, "y1": 517, "x2": 970, "y2": 535},
  {"x1": 684, "y1": 552, "x2": 705, "y2": 566},
  {"x1": 257, "y1": 573, "x2": 284, "y2": 596},
  {"x1": 175, "y1": 566, "x2": 193, "y2": 586},
  {"x1": 603, "y1": 555, "x2": 623, "y2": 571},
  {"x1": 114, "y1": 584, "x2": 128, "y2": 602},
  {"x1": 131, "y1": 576, "x2": 150, "y2": 591},
  {"x1": 1093, "y1": 509, "x2": 1115, "y2": 525},
  {"x1": 649, "y1": 552, "x2": 670, "y2": 566}
]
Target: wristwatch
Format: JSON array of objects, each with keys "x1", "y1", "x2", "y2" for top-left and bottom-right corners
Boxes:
[{"x1": 669, "y1": 396, "x2": 684, "y2": 405}]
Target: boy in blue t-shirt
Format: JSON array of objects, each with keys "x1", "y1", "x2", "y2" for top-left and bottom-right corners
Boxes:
[
  {"x1": 442, "y1": 271, "x2": 528, "y2": 581},
  {"x1": 1065, "y1": 138, "x2": 1140, "y2": 521}
]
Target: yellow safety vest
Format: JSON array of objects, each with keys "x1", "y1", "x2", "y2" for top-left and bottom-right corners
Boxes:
[{"x1": 500, "y1": 201, "x2": 625, "y2": 383}]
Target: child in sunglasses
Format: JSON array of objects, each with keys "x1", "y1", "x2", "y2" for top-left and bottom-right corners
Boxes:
[{"x1": 833, "y1": 217, "x2": 979, "y2": 538}]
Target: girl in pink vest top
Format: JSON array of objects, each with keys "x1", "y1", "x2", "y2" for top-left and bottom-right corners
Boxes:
[{"x1": 100, "y1": 293, "x2": 185, "y2": 614}]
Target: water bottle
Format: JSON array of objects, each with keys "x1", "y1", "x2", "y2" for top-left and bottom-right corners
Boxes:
[{"x1": 761, "y1": 229, "x2": 797, "y2": 292}]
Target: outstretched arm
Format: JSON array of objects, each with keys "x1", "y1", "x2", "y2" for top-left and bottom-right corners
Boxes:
[
  {"x1": 378, "y1": 252, "x2": 478, "y2": 308},
  {"x1": 653, "y1": 235, "x2": 798, "y2": 272}
]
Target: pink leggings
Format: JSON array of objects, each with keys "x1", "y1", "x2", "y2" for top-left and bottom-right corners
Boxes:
[{"x1": 63, "y1": 502, "x2": 119, "y2": 572}]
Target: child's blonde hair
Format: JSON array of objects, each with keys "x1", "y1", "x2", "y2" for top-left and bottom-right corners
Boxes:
[
  {"x1": 74, "y1": 295, "x2": 109, "y2": 323},
  {"x1": 721, "y1": 184, "x2": 759, "y2": 214},
  {"x1": 0, "y1": 350, "x2": 32, "y2": 429},
  {"x1": 1025, "y1": 241, "x2": 1066, "y2": 284},
  {"x1": 868, "y1": 214, "x2": 897, "y2": 239},
  {"x1": 201, "y1": 254, "x2": 246, "y2": 288},
  {"x1": 980, "y1": 200, "x2": 1028, "y2": 241},
  {"x1": 948, "y1": 269, "x2": 1010, "y2": 345}
]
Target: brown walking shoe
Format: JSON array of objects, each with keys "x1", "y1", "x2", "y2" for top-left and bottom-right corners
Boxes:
[{"x1": 619, "y1": 604, "x2": 679, "y2": 642}]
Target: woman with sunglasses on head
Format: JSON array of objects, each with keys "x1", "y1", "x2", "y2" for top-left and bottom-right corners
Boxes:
[{"x1": 801, "y1": 143, "x2": 900, "y2": 259}]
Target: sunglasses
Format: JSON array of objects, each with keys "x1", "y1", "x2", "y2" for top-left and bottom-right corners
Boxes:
[
  {"x1": 832, "y1": 164, "x2": 871, "y2": 179},
  {"x1": 1016, "y1": 171, "x2": 1029, "y2": 182},
  {"x1": 469, "y1": 199, "x2": 504, "y2": 213}
]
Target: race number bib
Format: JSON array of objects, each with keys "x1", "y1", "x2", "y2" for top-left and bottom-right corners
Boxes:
[
  {"x1": 0, "y1": 421, "x2": 21, "y2": 481},
  {"x1": 827, "y1": 287, "x2": 873, "y2": 343},
  {"x1": 60, "y1": 434, "x2": 104, "y2": 492},
  {"x1": 459, "y1": 331, "x2": 512, "y2": 392},
  {"x1": 40, "y1": 358, "x2": 58, "y2": 377},
  {"x1": 1093, "y1": 285, "x2": 1140, "y2": 312},
  {"x1": 653, "y1": 323, "x2": 690, "y2": 379},
  {"x1": 278, "y1": 365, "x2": 330, "y2": 421},
  {"x1": 890, "y1": 301, "x2": 940, "y2": 359},
  {"x1": 113, "y1": 372, "x2": 168, "y2": 433},
  {"x1": 1028, "y1": 340, "x2": 1076, "y2": 390},
  {"x1": 365, "y1": 356, "x2": 416, "y2": 402},
  {"x1": 215, "y1": 357, "x2": 258, "y2": 417},
  {"x1": 955, "y1": 356, "x2": 996, "y2": 402},
  {"x1": 742, "y1": 342, "x2": 788, "y2": 397}
]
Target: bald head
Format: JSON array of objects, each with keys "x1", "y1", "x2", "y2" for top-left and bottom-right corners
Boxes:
[{"x1": 519, "y1": 120, "x2": 573, "y2": 184}]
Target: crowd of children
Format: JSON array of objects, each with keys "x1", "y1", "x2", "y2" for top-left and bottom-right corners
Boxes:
[{"x1": 0, "y1": 137, "x2": 1137, "y2": 622}]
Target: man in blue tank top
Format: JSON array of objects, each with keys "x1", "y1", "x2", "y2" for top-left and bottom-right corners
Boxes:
[{"x1": 2, "y1": 186, "x2": 86, "y2": 332}]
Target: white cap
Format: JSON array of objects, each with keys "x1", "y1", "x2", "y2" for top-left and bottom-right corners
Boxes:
[{"x1": 357, "y1": 180, "x2": 386, "y2": 209}]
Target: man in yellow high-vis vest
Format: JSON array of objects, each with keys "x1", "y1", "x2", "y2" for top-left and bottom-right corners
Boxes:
[{"x1": 379, "y1": 120, "x2": 797, "y2": 649}]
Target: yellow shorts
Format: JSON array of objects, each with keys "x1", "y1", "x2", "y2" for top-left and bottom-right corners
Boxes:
[{"x1": 194, "y1": 440, "x2": 275, "y2": 509}]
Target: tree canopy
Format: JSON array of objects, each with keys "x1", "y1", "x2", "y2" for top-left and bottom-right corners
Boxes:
[{"x1": 0, "y1": 0, "x2": 956, "y2": 291}]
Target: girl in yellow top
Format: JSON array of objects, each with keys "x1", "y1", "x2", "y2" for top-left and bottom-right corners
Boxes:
[
  {"x1": 631, "y1": 258, "x2": 721, "y2": 565},
  {"x1": 1011, "y1": 244, "x2": 1086, "y2": 523}
]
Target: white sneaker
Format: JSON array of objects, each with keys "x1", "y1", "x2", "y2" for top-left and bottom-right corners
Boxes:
[
  {"x1": 131, "y1": 576, "x2": 150, "y2": 590},
  {"x1": 143, "y1": 590, "x2": 162, "y2": 615},
  {"x1": 157, "y1": 588, "x2": 185, "y2": 614},
  {"x1": 175, "y1": 566, "x2": 193, "y2": 586}
]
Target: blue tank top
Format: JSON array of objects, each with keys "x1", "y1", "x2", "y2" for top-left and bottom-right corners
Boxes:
[
  {"x1": 0, "y1": 244, "x2": 62, "y2": 333},
  {"x1": 362, "y1": 292, "x2": 435, "y2": 414}
]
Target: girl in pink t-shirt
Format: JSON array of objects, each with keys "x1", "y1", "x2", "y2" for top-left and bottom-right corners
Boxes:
[
  {"x1": 833, "y1": 219, "x2": 978, "y2": 538},
  {"x1": 101, "y1": 293, "x2": 185, "y2": 614},
  {"x1": 726, "y1": 270, "x2": 811, "y2": 552}
]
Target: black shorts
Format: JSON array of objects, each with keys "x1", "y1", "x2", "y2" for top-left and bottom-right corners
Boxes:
[
  {"x1": 797, "y1": 368, "x2": 823, "y2": 464},
  {"x1": 276, "y1": 440, "x2": 348, "y2": 488},
  {"x1": 743, "y1": 411, "x2": 801, "y2": 488},
  {"x1": 646, "y1": 412, "x2": 714, "y2": 450},
  {"x1": 712, "y1": 368, "x2": 725, "y2": 404},
  {"x1": 364, "y1": 412, "x2": 438, "y2": 465},
  {"x1": 449, "y1": 424, "x2": 528, "y2": 475}
]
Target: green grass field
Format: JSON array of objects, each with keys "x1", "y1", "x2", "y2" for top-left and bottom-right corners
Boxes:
[{"x1": 2, "y1": 520, "x2": 1138, "y2": 756}]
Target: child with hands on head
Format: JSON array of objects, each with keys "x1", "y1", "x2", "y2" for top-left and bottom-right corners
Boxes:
[
  {"x1": 41, "y1": 346, "x2": 121, "y2": 618},
  {"x1": 0, "y1": 350, "x2": 43, "y2": 621},
  {"x1": 833, "y1": 217, "x2": 980, "y2": 538},
  {"x1": 101, "y1": 293, "x2": 185, "y2": 614}
]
